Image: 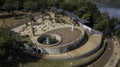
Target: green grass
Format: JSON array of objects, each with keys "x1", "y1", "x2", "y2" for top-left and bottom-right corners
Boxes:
[
  {"x1": 20, "y1": 40, "x2": 107, "y2": 67},
  {"x1": 116, "y1": 59, "x2": 120, "y2": 67},
  {"x1": 116, "y1": 36, "x2": 120, "y2": 43}
]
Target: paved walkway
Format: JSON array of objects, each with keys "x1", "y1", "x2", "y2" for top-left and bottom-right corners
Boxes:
[
  {"x1": 45, "y1": 27, "x2": 82, "y2": 45},
  {"x1": 89, "y1": 37, "x2": 120, "y2": 67},
  {"x1": 104, "y1": 36, "x2": 120, "y2": 67},
  {"x1": 89, "y1": 38, "x2": 114, "y2": 67},
  {"x1": 43, "y1": 34, "x2": 102, "y2": 60}
]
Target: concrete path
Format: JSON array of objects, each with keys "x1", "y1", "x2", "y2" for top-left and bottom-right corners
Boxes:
[
  {"x1": 43, "y1": 34, "x2": 102, "y2": 60},
  {"x1": 104, "y1": 36, "x2": 120, "y2": 67},
  {"x1": 89, "y1": 38, "x2": 114, "y2": 67},
  {"x1": 89, "y1": 37, "x2": 120, "y2": 67}
]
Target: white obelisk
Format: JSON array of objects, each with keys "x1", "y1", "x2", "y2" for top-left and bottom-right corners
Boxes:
[{"x1": 71, "y1": 24, "x2": 74, "y2": 31}]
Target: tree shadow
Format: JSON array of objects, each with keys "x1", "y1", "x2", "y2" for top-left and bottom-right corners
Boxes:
[
  {"x1": 0, "y1": 52, "x2": 41, "y2": 67},
  {"x1": 0, "y1": 14, "x2": 25, "y2": 19}
]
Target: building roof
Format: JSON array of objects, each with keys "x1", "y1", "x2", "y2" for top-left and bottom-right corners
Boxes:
[
  {"x1": 51, "y1": 7, "x2": 63, "y2": 13},
  {"x1": 51, "y1": 7, "x2": 89, "y2": 24}
]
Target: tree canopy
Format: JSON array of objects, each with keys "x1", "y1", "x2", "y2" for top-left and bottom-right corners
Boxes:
[
  {"x1": 23, "y1": 1, "x2": 38, "y2": 11},
  {"x1": 58, "y1": 0, "x2": 101, "y2": 27},
  {"x1": 0, "y1": 27, "x2": 25, "y2": 63}
]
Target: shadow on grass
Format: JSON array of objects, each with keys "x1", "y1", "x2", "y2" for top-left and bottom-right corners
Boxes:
[
  {"x1": 0, "y1": 14, "x2": 25, "y2": 19},
  {"x1": 0, "y1": 52, "x2": 41, "y2": 67}
]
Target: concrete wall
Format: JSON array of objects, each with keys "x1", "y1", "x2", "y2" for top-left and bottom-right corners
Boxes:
[
  {"x1": 43, "y1": 34, "x2": 103, "y2": 60},
  {"x1": 40, "y1": 27, "x2": 85, "y2": 55}
]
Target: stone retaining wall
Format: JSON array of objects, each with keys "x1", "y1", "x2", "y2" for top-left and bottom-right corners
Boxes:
[
  {"x1": 37, "y1": 26, "x2": 85, "y2": 54},
  {"x1": 43, "y1": 34, "x2": 102, "y2": 60}
]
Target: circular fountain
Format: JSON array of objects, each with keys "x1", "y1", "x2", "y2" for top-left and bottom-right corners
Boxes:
[{"x1": 37, "y1": 34, "x2": 62, "y2": 46}]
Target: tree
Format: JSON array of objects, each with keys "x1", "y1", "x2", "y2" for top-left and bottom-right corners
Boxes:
[
  {"x1": 0, "y1": 27, "x2": 39, "y2": 67},
  {"x1": 0, "y1": 26, "x2": 25, "y2": 63},
  {"x1": 23, "y1": 1, "x2": 38, "y2": 11},
  {"x1": 110, "y1": 17, "x2": 120, "y2": 28},
  {"x1": 26, "y1": 13, "x2": 36, "y2": 36},
  {"x1": 115, "y1": 29, "x2": 120, "y2": 38},
  {"x1": 1, "y1": 0, "x2": 21, "y2": 15},
  {"x1": 109, "y1": 17, "x2": 120, "y2": 33},
  {"x1": 59, "y1": 0, "x2": 100, "y2": 27},
  {"x1": 93, "y1": 13, "x2": 111, "y2": 36},
  {"x1": 13, "y1": 1, "x2": 20, "y2": 10},
  {"x1": 2, "y1": 3, "x2": 15, "y2": 16},
  {"x1": 0, "y1": 0, "x2": 5, "y2": 10},
  {"x1": 59, "y1": 0, "x2": 77, "y2": 11}
]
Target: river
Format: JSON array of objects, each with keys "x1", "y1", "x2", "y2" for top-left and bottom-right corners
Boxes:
[{"x1": 95, "y1": 3, "x2": 120, "y2": 19}]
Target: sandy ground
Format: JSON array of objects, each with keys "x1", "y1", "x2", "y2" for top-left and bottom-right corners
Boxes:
[{"x1": 12, "y1": 12, "x2": 74, "y2": 45}]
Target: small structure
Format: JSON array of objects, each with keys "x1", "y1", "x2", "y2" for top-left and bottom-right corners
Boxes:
[{"x1": 51, "y1": 6, "x2": 64, "y2": 14}]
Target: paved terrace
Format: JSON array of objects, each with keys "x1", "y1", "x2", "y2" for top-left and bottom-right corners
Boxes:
[
  {"x1": 43, "y1": 34, "x2": 102, "y2": 60},
  {"x1": 45, "y1": 27, "x2": 81, "y2": 45}
]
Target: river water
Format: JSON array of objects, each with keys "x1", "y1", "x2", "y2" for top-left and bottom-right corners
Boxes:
[{"x1": 96, "y1": 3, "x2": 120, "y2": 19}]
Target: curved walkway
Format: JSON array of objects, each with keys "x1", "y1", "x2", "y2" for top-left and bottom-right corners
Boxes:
[
  {"x1": 43, "y1": 34, "x2": 102, "y2": 60},
  {"x1": 104, "y1": 36, "x2": 120, "y2": 67},
  {"x1": 89, "y1": 38, "x2": 114, "y2": 67}
]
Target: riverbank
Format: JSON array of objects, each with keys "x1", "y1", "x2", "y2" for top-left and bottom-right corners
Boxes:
[
  {"x1": 95, "y1": 3, "x2": 120, "y2": 19},
  {"x1": 88, "y1": 0, "x2": 120, "y2": 8}
]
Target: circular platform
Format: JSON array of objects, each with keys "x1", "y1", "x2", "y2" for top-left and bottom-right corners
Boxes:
[
  {"x1": 37, "y1": 34, "x2": 62, "y2": 46},
  {"x1": 45, "y1": 27, "x2": 82, "y2": 45},
  {"x1": 36, "y1": 27, "x2": 85, "y2": 54}
]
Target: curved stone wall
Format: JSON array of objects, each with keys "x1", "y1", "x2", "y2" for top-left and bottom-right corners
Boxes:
[
  {"x1": 43, "y1": 34, "x2": 102, "y2": 60},
  {"x1": 36, "y1": 26, "x2": 85, "y2": 54},
  {"x1": 37, "y1": 34, "x2": 62, "y2": 46}
]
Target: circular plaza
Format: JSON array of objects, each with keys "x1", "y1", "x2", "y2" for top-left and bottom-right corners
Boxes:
[{"x1": 12, "y1": 10, "x2": 106, "y2": 66}]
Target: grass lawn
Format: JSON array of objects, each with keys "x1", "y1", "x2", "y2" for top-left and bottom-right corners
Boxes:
[
  {"x1": 0, "y1": 11, "x2": 41, "y2": 27},
  {"x1": 116, "y1": 36, "x2": 120, "y2": 42},
  {"x1": 116, "y1": 60, "x2": 120, "y2": 67},
  {"x1": 0, "y1": 11, "x2": 28, "y2": 25},
  {"x1": 20, "y1": 40, "x2": 107, "y2": 67}
]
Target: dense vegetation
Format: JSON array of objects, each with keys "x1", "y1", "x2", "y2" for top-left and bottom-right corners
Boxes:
[
  {"x1": 0, "y1": 26, "x2": 40, "y2": 66},
  {"x1": 94, "y1": 13, "x2": 120, "y2": 37},
  {"x1": 58, "y1": 0, "x2": 101, "y2": 27},
  {"x1": 0, "y1": 27, "x2": 24, "y2": 66},
  {"x1": 0, "y1": 0, "x2": 57, "y2": 11}
]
